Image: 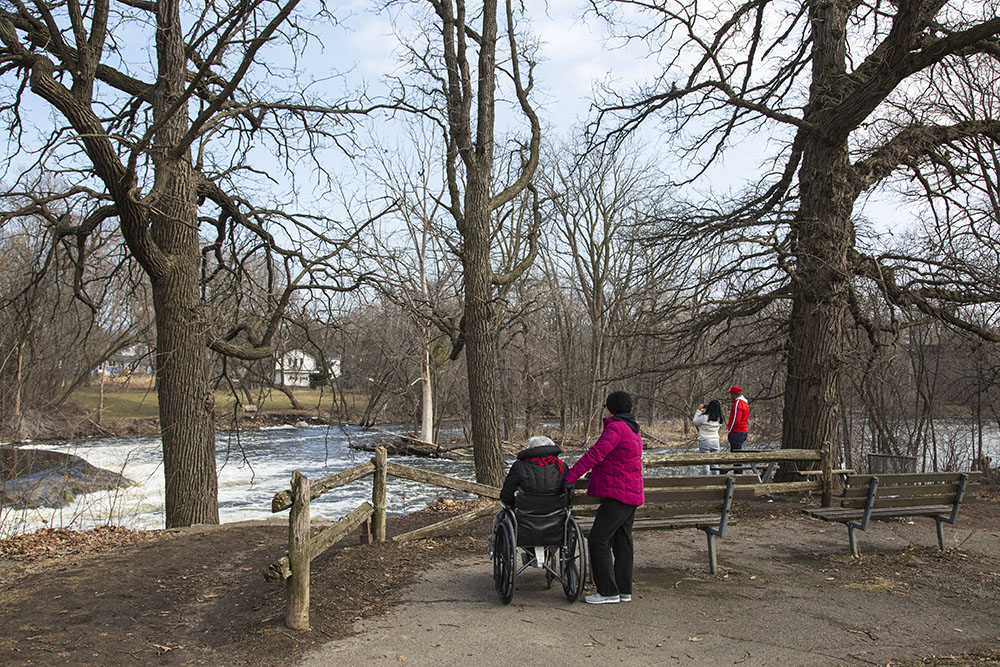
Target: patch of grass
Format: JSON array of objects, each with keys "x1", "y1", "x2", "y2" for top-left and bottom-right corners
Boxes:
[
  {"x1": 72, "y1": 387, "x2": 161, "y2": 419},
  {"x1": 842, "y1": 576, "x2": 908, "y2": 594},
  {"x1": 70, "y1": 386, "x2": 358, "y2": 420}
]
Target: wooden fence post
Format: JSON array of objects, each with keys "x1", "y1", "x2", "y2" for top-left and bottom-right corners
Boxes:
[
  {"x1": 372, "y1": 446, "x2": 387, "y2": 542},
  {"x1": 286, "y1": 471, "x2": 311, "y2": 630},
  {"x1": 821, "y1": 441, "x2": 834, "y2": 508}
]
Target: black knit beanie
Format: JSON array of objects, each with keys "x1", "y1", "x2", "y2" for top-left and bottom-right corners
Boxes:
[{"x1": 605, "y1": 390, "x2": 633, "y2": 415}]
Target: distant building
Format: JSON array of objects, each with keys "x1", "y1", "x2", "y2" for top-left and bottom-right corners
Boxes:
[
  {"x1": 274, "y1": 350, "x2": 341, "y2": 388},
  {"x1": 97, "y1": 344, "x2": 154, "y2": 377}
]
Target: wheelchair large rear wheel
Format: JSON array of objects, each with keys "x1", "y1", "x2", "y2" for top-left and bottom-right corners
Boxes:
[
  {"x1": 492, "y1": 518, "x2": 516, "y2": 604},
  {"x1": 544, "y1": 547, "x2": 556, "y2": 589},
  {"x1": 561, "y1": 519, "x2": 586, "y2": 602}
]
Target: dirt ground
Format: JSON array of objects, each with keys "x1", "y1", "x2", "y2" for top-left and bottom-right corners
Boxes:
[
  {"x1": 2, "y1": 494, "x2": 999, "y2": 667},
  {"x1": 0, "y1": 500, "x2": 489, "y2": 666}
]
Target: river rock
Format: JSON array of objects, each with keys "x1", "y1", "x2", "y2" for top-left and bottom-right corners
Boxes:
[{"x1": 0, "y1": 446, "x2": 135, "y2": 510}]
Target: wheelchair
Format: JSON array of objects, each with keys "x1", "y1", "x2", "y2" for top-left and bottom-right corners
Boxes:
[{"x1": 490, "y1": 489, "x2": 586, "y2": 604}]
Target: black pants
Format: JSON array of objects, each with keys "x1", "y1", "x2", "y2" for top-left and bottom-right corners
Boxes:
[{"x1": 588, "y1": 498, "x2": 636, "y2": 596}]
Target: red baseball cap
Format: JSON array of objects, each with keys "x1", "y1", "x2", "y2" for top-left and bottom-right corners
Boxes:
[{"x1": 728, "y1": 386, "x2": 742, "y2": 394}]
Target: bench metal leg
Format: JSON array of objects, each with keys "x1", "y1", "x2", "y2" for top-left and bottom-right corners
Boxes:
[
  {"x1": 706, "y1": 532, "x2": 717, "y2": 574},
  {"x1": 848, "y1": 523, "x2": 860, "y2": 557},
  {"x1": 935, "y1": 518, "x2": 946, "y2": 550}
]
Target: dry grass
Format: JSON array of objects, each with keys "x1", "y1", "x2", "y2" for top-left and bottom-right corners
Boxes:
[
  {"x1": 68, "y1": 386, "x2": 364, "y2": 421},
  {"x1": 842, "y1": 576, "x2": 910, "y2": 594}
]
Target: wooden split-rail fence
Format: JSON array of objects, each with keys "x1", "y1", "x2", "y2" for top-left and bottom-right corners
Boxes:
[{"x1": 265, "y1": 445, "x2": 832, "y2": 630}]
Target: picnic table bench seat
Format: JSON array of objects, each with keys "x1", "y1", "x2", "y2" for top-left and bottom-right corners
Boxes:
[
  {"x1": 573, "y1": 475, "x2": 755, "y2": 574},
  {"x1": 803, "y1": 472, "x2": 982, "y2": 557}
]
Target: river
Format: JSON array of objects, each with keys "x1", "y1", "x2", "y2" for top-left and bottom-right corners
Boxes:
[
  {"x1": 3, "y1": 424, "x2": 485, "y2": 537},
  {"x1": 3, "y1": 418, "x2": 995, "y2": 538}
]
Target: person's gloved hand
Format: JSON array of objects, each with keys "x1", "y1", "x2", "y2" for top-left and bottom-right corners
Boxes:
[{"x1": 562, "y1": 478, "x2": 575, "y2": 505}]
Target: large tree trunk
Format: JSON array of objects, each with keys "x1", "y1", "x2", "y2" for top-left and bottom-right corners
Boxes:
[
  {"x1": 781, "y1": 147, "x2": 854, "y2": 453},
  {"x1": 151, "y1": 0, "x2": 219, "y2": 527},
  {"x1": 781, "y1": 142, "x2": 854, "y2": 449},
  {"x1": 154, "y1": 277, "x2": 219, "y2": 527},
  {"x1": 463, "y1": 170, "x2": 505, "y2": 487},
  {"x1": 781, "y1": 0, "x2": 853, "y2": 456}
]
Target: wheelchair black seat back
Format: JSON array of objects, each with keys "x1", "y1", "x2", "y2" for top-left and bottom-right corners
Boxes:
[
  {"x1": 514, "y1": 489, "x2": 570, "y2": 547},
  {"x1": 491, "y1": 489, "x2": 586, "y2": 605}
]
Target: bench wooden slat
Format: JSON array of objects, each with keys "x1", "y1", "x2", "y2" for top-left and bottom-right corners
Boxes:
[
  {"x1": 806, "y1": 504, "x2": 952, "y2": 521},
  {"x1": 577, "y1": 515, "x2": 723, "y2": 531},
  {"x1": 842, "y1": 496, "x2": 968, "y2": 510},
  {"x1": 844, "y1": 472, "x2": 981, "y2": 487},
  {"x1": 575, "y1": 497, "x2": 751, "y2": 520},
  {"x1": 841, "y1": 481, "x2": 965, "y2": 499},
  {"x1": 573, "y1": 475, "x2": 756, "y2": 490},
  {"x1": 572, "y1": 487, "x2": 753, "y2": 505}
]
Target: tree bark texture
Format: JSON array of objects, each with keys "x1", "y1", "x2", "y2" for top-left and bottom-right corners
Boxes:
[{"x1": 463, "y1": 170, "x2": 505, "y2": 487}]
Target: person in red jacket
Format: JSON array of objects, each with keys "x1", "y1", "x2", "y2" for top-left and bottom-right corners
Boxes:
[
  {"x1": 564, "y1": 391, "x2": 644, "y2": 605},
  {"x1": 727, "y1": 386, "x2": 749, "y2": 452}
]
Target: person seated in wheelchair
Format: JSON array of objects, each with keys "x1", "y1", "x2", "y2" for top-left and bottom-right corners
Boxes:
[{"x1": 495, "y1": 436, "x2": 570, "y2": 550}]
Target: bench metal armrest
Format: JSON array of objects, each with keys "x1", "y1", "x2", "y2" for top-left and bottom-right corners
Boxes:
[
  {"x1": 939, "y1": 473, "x2": 969, "y2": 526},
  {"x1": 932, "y1": 473, "x2": 970, "y2": 550},
  {"x1": 705, "y1": 477, "x2": 736, "y2": 539},
  {"x1": 849, "y1": 476, "x2": 879, "y2": 533},
  {"x1": 846, "y1": 476, "x2": 878, "y2": 557}
]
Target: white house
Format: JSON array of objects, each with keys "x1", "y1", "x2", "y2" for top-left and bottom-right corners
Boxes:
[{"x1": 274, "y1": 350, "x2": 341, "y2": 388}]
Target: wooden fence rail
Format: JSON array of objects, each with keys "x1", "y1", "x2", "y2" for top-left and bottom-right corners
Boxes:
[{"x1": 265, "y1": 446, "x2": 502, "y2": 630}]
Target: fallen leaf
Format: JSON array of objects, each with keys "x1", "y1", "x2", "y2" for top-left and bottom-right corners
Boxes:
[{"x1": 688, "y1": 637, "x2": 703, "y2": 642}]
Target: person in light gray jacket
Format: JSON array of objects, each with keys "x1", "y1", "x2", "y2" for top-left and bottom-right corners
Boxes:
[{"x1": 693, "y1": 400, "x2": 723, "y2": 475}]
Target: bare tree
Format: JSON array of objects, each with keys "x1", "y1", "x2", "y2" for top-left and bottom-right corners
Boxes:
[
  {"x1": 395, "y1": 0, "x2": 542, "y2": 485},
  {"x1": 0, "y1": 209, "x2": 153, "y2": 437},
  {"x1": 539, "y1": 141, "x2": 669, "y2": 430},
  {"x1": 362, "y1": 123, "x2": 464, "y2": 446},
  {"x1": 0, "y1": 0, "x2": 391, "y2": 526},
  {"x1": 587, "y1": 0, "x2": 1000, "y2": 456}
]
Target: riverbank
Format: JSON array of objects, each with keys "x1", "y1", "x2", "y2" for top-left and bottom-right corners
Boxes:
[
  {"x1": 3, "y1": 405, "x2": 341, "y2": 443},
  {"x1": 2, "y1": 495, "x2": 999, "y2": 666}
]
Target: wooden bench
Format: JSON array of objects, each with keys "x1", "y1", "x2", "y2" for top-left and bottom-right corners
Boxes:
[
  {"x1": 803, "y1": 472, "x2": 981, "y2": 557},
  {"x1": 572, "y1": 475, "x2": 755, "y2": 574}
]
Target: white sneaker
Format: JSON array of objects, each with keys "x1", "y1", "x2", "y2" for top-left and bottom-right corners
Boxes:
[
  {"x1": 585, "y1": 593, "x2": 620, "y2": 604},
  {"x1": 619, "y1": 594, "x2": 632, "y2": 602}
]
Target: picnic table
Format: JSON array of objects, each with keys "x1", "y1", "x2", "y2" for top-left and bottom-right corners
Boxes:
[{"x1": 710, "y1": 451, "x2": 778, "y2": 482}]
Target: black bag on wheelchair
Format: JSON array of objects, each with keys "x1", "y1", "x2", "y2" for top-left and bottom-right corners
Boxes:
[{"x1": 513, "y1": 490, "x2": 568, "y2": 547}]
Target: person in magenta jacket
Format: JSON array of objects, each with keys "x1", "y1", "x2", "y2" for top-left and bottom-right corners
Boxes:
[{"x1": 564, "y1": 390, "x2": 644, "y2": 604}]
